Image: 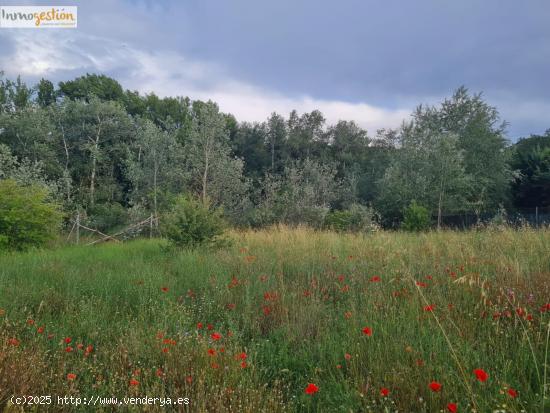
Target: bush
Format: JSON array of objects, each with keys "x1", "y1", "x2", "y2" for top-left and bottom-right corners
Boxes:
[
  {"x1": 87, "y1": 202, "x2": 128, "y2": 232},
  {"x1": 161, "y1": 195, "x2": 227, "y2": 248},
  {"x1": 324, "y1": 204, "x2": 380, "y2": 232},
  {"x1": 402, "y1": 201, "x2": 430, "y2": 232},
  {"x1": 0, "y1": 179, "x2": 62, "y2": 251}
]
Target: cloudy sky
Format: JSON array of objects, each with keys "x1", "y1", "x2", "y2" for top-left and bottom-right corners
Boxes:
[{"x1": 1, "y1": 0, "x2": 549, "y2": 139}]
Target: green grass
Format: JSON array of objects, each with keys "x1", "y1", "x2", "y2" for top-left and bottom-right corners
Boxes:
[{"x1": 1, "y1": 227, "x2": 549, "y2": 412}]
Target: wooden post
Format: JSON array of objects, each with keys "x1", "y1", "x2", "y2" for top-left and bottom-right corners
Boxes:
[
  {"x1": 76, "y1": 210, "x2": 80, "y2": 245},
  {"x1": 149, "y1": 213, "x2": 153, "y2": 238},
  {"x1": 535, "y1": 206, "x2": 539, "y2": 227}
]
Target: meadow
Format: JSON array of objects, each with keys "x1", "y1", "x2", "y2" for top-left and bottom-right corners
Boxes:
[{"x1": 0, "y1": 227, "x2": 549, "y2": 412}]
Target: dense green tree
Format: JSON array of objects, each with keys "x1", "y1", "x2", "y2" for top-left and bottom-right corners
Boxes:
[
  {"x1": 230, "y1": 121, "x2": 270, "y2": 179},
  {"x1": 125, "y1": 119, "x2": 187, "y2": 216},
  {"x1": 60, "y1": 98, "x2": 134, "y2": 207},
  {"x1": 266, "y1": 112, "x2": 287, "y2": 173},
  {"x1": 378, "y1": 127, "x2": 470, "y2": 227},
  {"x1": 36, "y1": 78, "x2": 56, "y2": 107},
  {"x1": 257, "y1": 158, "x2": 340, "y2": 227},
  {"x1": 183, "y1": 101, "x2": 251, "y2": 223},
  {"x1": 412, "y1": 87, "x2": 512, "y2": 212},
  {"x1": 510, "y1": 130, "x2": 550, "y2": 207},
  {"x1": 59, "y1": 73, "x2": 124, "y2": 102}
]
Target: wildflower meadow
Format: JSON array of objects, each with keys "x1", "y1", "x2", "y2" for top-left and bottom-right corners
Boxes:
[{"x1": 1, "y1": 227, "x2": 549, "y2": 412}]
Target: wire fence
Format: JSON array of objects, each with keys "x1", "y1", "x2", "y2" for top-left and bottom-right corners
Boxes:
[{"x1": 436, "y1": 207, "x2": 550, "y2": 229}]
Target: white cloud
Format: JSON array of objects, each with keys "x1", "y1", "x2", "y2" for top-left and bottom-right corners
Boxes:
[{"x1": 2, "y1": 31, "x2": 410, "y2": 131}]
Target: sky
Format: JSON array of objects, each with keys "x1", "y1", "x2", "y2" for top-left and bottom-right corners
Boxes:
[{"x1": 0, "y1": 0, "x2": 549, "y2": 139}]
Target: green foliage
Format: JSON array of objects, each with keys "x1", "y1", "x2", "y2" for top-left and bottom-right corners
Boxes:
[
  {"x1": 256, "y1": 159, "x2": 340, "y2": 228},
  {"x1": 58, "y1": 73, "x2": 124, "y2": 102},
  {"x1": 401, "y1": 201, "x2": 430, "y2": 231},
  {"x1": 87, "y1": 202, "x2": 128, "y2": 232},
  {"x1": 510, "y1": 130, "x2": 550, "y2": 207},
  {"x1": 161, "y1": 195, "x2": 227, "y2": 248},
  {"x1": 0, "y1": 179, "x2": 62, "y2": 250},
  {"x1": 324, "y1": 204, "x2": 379, "y2": 232}
]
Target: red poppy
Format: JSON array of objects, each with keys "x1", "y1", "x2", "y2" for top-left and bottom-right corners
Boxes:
[
  {"x1": 336, "y1": 364, "x2": 342, "y2": 369},
  {"x1": 77, "y1": 343, "x2": 84, "y2": 350},
  {"x1": 473, "y1": 369, "x2": 488, "y2": 382},
  {"x1": 370, "y1": 276, "x2": 381, "y2": 282},
  {"x1": 516, "y1": 308, "x2": 525, "y2": 317},
  {"x1": 240, "y1": 361, "x2": 247, "y2": 368},
  {"x1": 197, "y1": 322, "x2": 203, "y2": 329},
  {"x1": 337, "y1": 275, "x2": 345, "y2": 283},
  {"x1": 64, "y1": 337, "x2": 72, "y2": 344},
  {"x1": 416, "y1": 281, "x2": 427, "y2": 287},
  {"x1": 362, "y1": 326, "x2": 372, "y2": 336},
  {"x1": 156, "y1": 368, "x2": 163, "y2": 377},
  {"x1": 237, "y1": 352, "x2": 247, "y2": 360},
  {"x1": 211, "y1": 362, "x2": 219, "y2": 369},
  {"x1": 186, "y1": 376, "x2": 193, "y2": 384},
  {"x1": 27, "y1": 319, "x2": 35, "y2": 325},
  {"x1": 8, "y1": 338, "x2": 19, "y2": 346},
  {"x1": 429, "y1": 381, "x2": 442, "y2": 392},
  {"x1": 162, "y1": 347, "x2": 169, "y2": 353},
  {"x1": 507, "y1": 388, "x2": 518, "y2": 398},
  {"x1": 67, "y1": 373, "x2": 77, "y2": 381},
  {"x1": 129, "y1": 379, "x2": 139, "y2": 386},
  {"x1": 85, "y1": 345, "x2": 94, "y2": 353},
  {"x1": 447, "y1": 403, "x2": 457, "y2": 413},
  {"x1": 226, "y1": 303, "x2": 236, "y2": 310},
  {"x1": 344, "y1": 353, "x2": 352, "y2": 360},
  {"x1": 65, "y1": 346, "x2": 73, "y2": 353},
  {"x1": 208, "y1": 348, "x2": 216, "y2": 356},
  {"x1": 207, "y1": 324, "x2": 214, "y2": 330},
  {"x1": 161, "y1": 287, "x2": 169, "y2": 292},
  {"x1": 211, "y1": 332, "x2": 222, "y2": 341},
  {"x1": 262, "y1": 306, "x2": 272, "y2": 315},
  {"x1": 424, "y1": 305, "x2": 435, "y2": 312},
  {"x1": 305, "y1": 383, "x2": 319, "y2": 395},
  {"x1": 380, "y1": 387, "x2": 389, "y2": 397},
  {"x1": 219, "y1": 347, "x2": 225, "y2": 353},
  {"x1": 37, "y1": 326, "x2": 44, "y2": 334}
]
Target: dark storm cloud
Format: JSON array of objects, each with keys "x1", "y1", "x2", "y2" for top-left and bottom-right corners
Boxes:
[{"x1": 0, "y1": 0, "x2": 548, "y2": 137}]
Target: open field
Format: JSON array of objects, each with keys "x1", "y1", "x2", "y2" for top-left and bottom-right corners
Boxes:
[{"x1": 1, "y1": 228, "x2": 549, "y2": 412}]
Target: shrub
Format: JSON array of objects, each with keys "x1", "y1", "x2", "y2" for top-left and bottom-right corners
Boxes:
[
  {"x1": 324, "y1": 204, "x2": 380, "y2": 232},
  {"x1": 161, "y1": 195, "x2": 227, "y2": 248},
  {"x1": 402, "y1": 201, "x2": 430, "y2": 231},
  {"x1": 0, "y1": 179, "x2": 62, "y2": 251},
  {"x1": 87, "y1": 202, "x2": 128, "y2": 232}
]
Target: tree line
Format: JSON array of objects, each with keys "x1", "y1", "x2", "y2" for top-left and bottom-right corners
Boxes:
[{"x1": 0, "y1": 72, "x2": 549, "y2": 231}]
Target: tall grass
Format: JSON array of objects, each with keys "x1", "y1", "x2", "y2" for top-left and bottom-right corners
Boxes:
[{"x1": 1, "y1": 227, "x2": 549, "y2": 412}]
